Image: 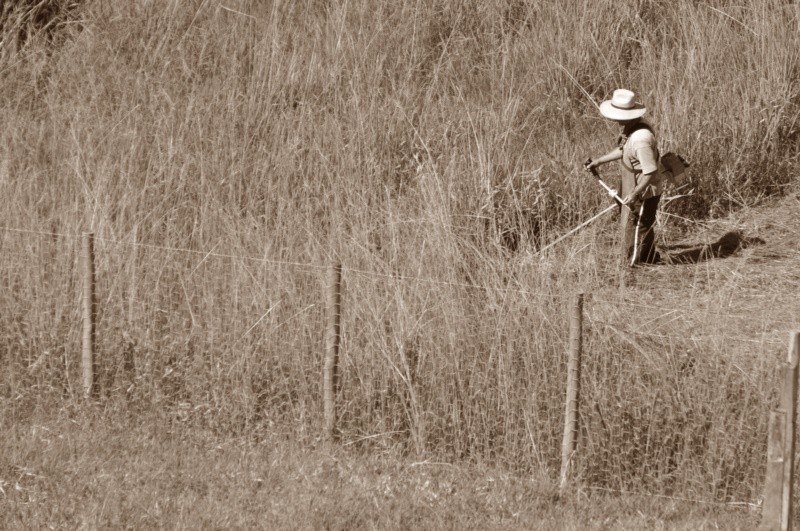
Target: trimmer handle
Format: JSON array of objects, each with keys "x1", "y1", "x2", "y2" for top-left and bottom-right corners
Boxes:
[{"x1": 584, "y1": 158, "x2": 599, "y2": 177}]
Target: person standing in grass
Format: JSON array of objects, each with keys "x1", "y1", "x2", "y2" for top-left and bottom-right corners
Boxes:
[{"x1": 585, "y1": 89, "x2": 663, "y2": 265}]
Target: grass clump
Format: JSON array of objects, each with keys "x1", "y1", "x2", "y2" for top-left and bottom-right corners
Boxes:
[{"x1": 0, "y1": 409, "x2": 761, "y2": 529}]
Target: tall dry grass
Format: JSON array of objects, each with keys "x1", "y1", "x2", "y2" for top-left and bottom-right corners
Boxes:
[{"x1": 1, "y1": 0, "x2": 799, "y2": 501}]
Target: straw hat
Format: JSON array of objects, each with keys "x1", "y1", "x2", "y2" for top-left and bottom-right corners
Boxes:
[{"x1": 599, "y1": 89, "x2": 647, "y2": 121}]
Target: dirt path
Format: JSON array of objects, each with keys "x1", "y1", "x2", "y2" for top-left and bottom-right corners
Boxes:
[{"x1": 618, "y1": 192, "x2": 800, "y2": 346}]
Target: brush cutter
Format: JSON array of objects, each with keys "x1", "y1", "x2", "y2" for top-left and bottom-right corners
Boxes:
[
  {"x1": 584, "y1": 159, "x2": 645, "y2": 263},
  {"x1": 535, "y1": 202, "x2": 617, "y2": 255},
  {"x1": 584, "y1": 159, "x2": 630, "y2": 209},
  {"x1": 581, "y1": 162, "x2": 698, "y2": 264},
  {"x1": 532, "y1": 163, "x2": 626, "y2": 256}
]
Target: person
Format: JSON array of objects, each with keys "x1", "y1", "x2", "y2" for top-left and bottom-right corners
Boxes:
[{"x1": 585, "y1": 88, "x2": 663, "y2": 265}]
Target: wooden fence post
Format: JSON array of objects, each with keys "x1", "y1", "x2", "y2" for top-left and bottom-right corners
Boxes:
[
  {"x1": 129, "y1": 225, "x2": 137, "y2": 327},
  {"x1": 763, "y1": 409, "x2": 787, "y2": 530},
  {"x1": 781, "y1": 332, "x2": 799, "y2": 529},
  {"x1": 762, "y1": 331, "x2": 800, "y2": 531},
  {"x1": 323, "y1": 261, "x2": 342, "y2": 443},
  {"x1": 560, "y1": 293, "x2": 583, "y2": 491},
  {"x1": 81, "y1": 232, "x2": 97, "y2": 400}
]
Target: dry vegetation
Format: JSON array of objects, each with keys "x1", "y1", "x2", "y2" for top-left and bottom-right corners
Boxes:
[{"x1": 1, "y1": 0, "x2": 800, "y2": 527}]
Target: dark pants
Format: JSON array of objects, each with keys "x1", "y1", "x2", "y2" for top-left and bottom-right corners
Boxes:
[
  {"x1": 618, "y1": 172, "x2": 661, "y2": 265},
  {"x1": 622, "y1": 195, "x2": 661, "y2": 264}
]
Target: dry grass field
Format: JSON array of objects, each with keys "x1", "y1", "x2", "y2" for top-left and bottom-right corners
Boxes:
[{"x1": 1, "y1": 0, "x2": 800, "y2": 528}]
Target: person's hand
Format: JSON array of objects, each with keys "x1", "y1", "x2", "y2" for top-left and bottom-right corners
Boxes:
[
  {"x1": 584, "y1": 158, "x2": 598, "y2": 173},
  {"x1": 622, "y1": 191, "x2": 641, "y2": 207}
]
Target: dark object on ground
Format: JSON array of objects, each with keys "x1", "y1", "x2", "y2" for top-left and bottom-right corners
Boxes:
[{"x1": 663, "y1": 231, "x2": 765, "y2": 264}]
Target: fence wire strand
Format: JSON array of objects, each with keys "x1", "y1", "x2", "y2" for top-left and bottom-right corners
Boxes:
[{"x1": 2, "y1": 224, "x2": 799, "y2": 328}]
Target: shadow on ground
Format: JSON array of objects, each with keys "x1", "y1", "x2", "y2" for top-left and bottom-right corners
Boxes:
[{"x1": 663, "y1": 230, "x2": 765, "y2": 264}]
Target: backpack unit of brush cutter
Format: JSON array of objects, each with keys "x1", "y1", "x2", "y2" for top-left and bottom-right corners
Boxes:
[
  {"x1": 659, "y1": 152, "x2": 690, "y2": 187},
  {"x1": 617, "y1": 123, "x2": 691, "y2": 189}
]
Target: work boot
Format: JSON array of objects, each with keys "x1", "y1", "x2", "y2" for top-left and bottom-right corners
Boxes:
[{"x1": 639, "y1": 249, "x2": 662, "y2": 265}]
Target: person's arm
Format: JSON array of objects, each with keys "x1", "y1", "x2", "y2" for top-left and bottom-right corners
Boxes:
[
  {"x1": 585, "y1": 147, "x2": 622, "y2": 170},
  {"x1": 624, "y1": 171, "x2": 656, "y2": 204}
]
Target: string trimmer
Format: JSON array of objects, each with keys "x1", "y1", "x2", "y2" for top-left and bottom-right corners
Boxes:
[
  {"x1": 533, "y1": 163, "x2": 628, "y2": 256},
  {"x1": 584, "y1": 159, "x2": 630, "y2": 209},
  {"x1": 585, "y1": 160, "x2": 647, "y2": 264}
]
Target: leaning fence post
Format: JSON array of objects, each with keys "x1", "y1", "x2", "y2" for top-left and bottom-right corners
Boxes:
[
  {"x1": 323, "y1": 261, "x2": 342, "y2": 443},
  {"x1": 560, "y1": 293, "x2": 583, "y2": 491},
  {"x1": 81, "y1": 232, "x2": 97, "y2": 400},
  {"x1": 780, "y1": 332, "x2": 799, "y2": 529}
]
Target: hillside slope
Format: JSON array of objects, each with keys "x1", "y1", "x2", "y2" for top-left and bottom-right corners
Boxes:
[{"x1": 639, "y1": 190, "x2": 799, "y2": 337}]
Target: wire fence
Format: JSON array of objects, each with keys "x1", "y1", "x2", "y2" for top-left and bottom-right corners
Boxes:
[
  {"x1": 2, "y1": 223, "x2": 795, "y2": 371},
  {"x1": 1, "y1": 222, "x2": 796, "y2": 361},
  {"x1": 0, "y1": 222, "x2": 795, "y2": 508},
  {"x1": 3, "y1": 224, "x2": 799, "y2": 322}
]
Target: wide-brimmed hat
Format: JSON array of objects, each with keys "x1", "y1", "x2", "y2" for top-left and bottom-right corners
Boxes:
[{"x1": 599, "y1": 89, "x2": 647, "y2": 121}]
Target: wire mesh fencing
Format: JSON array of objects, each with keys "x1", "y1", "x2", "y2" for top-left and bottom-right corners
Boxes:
[{"x1": 0, "y1": 224, "x2": 791, "y2": 504}]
